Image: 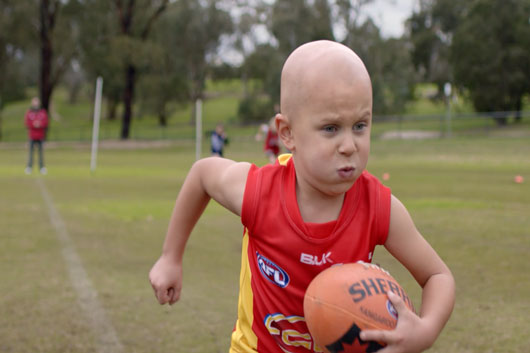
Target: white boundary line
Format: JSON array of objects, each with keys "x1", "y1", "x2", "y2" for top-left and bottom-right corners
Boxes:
[{"x1": 37, "y1": 178, "x2": 123, "y2": 353}]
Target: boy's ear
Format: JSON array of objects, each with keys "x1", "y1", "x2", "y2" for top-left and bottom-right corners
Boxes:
[{"x1": 276, "y1": 113, "x2": 295, "y2": 151}]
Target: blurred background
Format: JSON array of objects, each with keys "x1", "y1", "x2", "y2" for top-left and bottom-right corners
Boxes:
[
  {"x1": 1, "y1": 1, "x2": 529, "y2": 352},
  {"x1": 1, "y1": 0, "x2": 529, "y2": 142}
]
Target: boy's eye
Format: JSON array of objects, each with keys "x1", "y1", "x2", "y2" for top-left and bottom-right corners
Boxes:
[
  {"x1": 323, "y1": 125, "x2": 338, "y2": 133},
  {"x1": 353, "y1": 122, "x2": 368, "y2": 131}
]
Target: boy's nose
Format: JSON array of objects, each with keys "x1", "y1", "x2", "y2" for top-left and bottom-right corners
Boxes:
[{"x1": 338, "y1": 133, "x2": 357, "y2": 155}]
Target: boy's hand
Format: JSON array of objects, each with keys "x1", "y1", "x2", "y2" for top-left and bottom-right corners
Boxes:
[
  {"x1": 359, "y1": 291, "x2": 434, "y2": 353},
  {"x1": 149, "y1": 255, "x2": 182, "y2": 305}
]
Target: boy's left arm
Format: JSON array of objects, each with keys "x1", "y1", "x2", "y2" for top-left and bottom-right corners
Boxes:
[{"x1": 361, "y1": 195, "x2": 455, "y2": 353}]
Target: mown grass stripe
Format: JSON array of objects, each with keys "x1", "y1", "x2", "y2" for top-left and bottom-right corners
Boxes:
[{"x1": 37, "y1": 177, "x2": 123, "y2": 353}]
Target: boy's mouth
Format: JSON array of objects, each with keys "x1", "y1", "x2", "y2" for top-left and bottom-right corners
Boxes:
[{"x1": 337, "y1": 166, "x2": 355, "y2": 178}]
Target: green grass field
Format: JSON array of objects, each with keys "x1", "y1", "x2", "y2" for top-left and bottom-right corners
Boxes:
[{"x1": 1, "y1": 135, "x2": 529, "y2": 352}]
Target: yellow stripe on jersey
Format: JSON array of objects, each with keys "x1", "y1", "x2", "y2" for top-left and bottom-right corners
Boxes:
[
  {"x1": 277, "y1": 153, "x2": 291, "y2": 166},
  {"x1": 230, "y1": 154, "x2": 291, "y2": 352},
  {"x1": 230, "y1": 229, "x2": 258, "y2": 353}
]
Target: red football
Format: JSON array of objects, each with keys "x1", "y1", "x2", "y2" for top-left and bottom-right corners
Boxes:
[{"x1": 303, "y1": 262, "x2": 415, "y2": 353}]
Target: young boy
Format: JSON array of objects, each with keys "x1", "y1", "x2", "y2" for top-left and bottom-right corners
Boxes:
[{"x1": 149, "y1": 40, "x2": 455, "y2": 353}]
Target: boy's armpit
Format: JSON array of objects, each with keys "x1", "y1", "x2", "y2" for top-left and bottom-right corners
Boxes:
[{"x1": 197, "y1": 157, "x2": 251, "y2": 216}]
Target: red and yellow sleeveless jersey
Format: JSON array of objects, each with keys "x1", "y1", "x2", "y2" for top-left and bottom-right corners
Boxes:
[{"x1": 230, "y1": 155, "x2": 391, "y2": 353}]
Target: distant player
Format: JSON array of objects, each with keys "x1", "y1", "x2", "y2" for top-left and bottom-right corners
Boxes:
[
  {"x1": 149, "y1": 40, "x2": 455, "y2": 353},
  {"x1": 24, "y1": 97, "x2": 49, "y2": 175},
  {"x1": 211, "y1": 123, "x2": 228, "y2": 157},
  {"x1": 256, "y1": 116, "x2": 281, "y2": 164}
]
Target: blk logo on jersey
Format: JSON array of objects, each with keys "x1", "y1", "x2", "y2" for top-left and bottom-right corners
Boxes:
[
  {"x1": 300, "y1": 252, "x2": 333, "y2": 266},
  {"x1": 256, "y1": 252, "x2": 290, "y2": 288}
]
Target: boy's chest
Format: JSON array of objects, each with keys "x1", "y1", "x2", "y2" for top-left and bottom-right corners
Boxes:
[{"x1": 251, "y1": 218, "x2": 375, "y2": 288}]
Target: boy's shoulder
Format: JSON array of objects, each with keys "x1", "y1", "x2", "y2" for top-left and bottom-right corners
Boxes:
[{"x1": 247, "y1": 154, "x2": 292, "y2": 182}]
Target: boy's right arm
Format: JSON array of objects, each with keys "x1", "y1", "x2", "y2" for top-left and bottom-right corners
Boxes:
[{"x1": 149, "y1": 157, "x2": 251, "y2": 305}]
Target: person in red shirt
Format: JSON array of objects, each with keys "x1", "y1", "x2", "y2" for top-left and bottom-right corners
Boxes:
[
  {"x1": 149, "y1": 40, "x2": 455, "y2": 353},
  {"x1": 256, "y1": 117, "x2": 281, "y2": 164},
  {"x1": 24, "y1": 97, "x2": 49, "y2": 175},
  {"x1": 264, "y1": 117, "x2": 280, "y2": 164}
]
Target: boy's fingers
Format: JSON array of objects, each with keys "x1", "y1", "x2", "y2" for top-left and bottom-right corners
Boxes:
[
  {"x1": 168, "y1": 287, "x2": 180, "y2": 305},
  {"x1": 170, "y1": 292, "x2": 180, "y2": 305},
  {"x1": 387, "y1": 290, "x2": 408, "y2": 316},
  {"x1": 360, "y1": 329, "x2": 403, "y2": 353},
  {"x1": 360, "y1": 292, "x2": 410, "y2": 345},
  {"x1": 360, "y1": 329, "x2": 393, "y2": 345},
  {"x1": 152, "y1": 282, "x2": 170, "y2": 305},
  {"x1": 156, "y1": 289, "x2": 168, "y2": 305}
]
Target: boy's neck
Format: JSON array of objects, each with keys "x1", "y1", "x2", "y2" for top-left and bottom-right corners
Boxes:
[{"x1": 296, "y1": 184, "x2": 345, "y2": 223}]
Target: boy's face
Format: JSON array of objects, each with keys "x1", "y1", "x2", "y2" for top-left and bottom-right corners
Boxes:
[
  {"x1": 278, "y1": 41, "x2": 373, "y2": 197},
  {"x1": 290, "y1": 77, "x2": 372, "y2": 197}
]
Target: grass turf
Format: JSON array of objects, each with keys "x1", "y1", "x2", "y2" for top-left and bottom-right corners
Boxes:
[{"x1": 1, "y1": 136, "x2": 529, "y2": 352}]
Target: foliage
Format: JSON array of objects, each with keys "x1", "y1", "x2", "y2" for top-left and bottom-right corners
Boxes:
[
  {"x1": 136, "y1": 10, "x2": 192, "y2": 127},
  {"x1": 2, "y1": 0, "x2": 529, "y2": 138},
  {"x1": 237, "y1": 94, "x2": 274, "y2": 124},
  {"x1": 406, "y1": 0, "x2": 465, "y2": 93},
  {"x1": 241, "y1": 43, "x2": 284, "y2": 104},
  {"x1": 451, "y1": 0, "x2": 530, "y2": 122},
  {"x1": 0, "y1": 1, "x2": 34, "y2": 106},
  {"x1": 348, "y1": 20, "x2": 417, "y2": 114},
  {"x1": 170, "y1": 0, "x2": 233, "y2": 100},
  {"x1": 77, "y1": 0, "x2": 124, "y2": 119},
  {"x1": 408, "y1": 0, "x2": 530, "y2": 123},
  {"x1": 334, "y1": 0, "x2": 375, "y2": 48}
]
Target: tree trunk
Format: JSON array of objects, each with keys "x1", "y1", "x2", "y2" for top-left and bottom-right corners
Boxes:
[
  {"x1": 40, "y1": 0, "x2": 55, "y2": 112},
  {"x1": 121, "y1": 64, "x2": 136, "y2": 139},
  {"x1": 116, "y1": 0, "x2": 168, "y2": 139},
  {"x1": 158, "y1": 111, "x2": 167, "y2": 127},
  {"x1": 157, "y1": 100, "x2": 167, "y2": 126}
]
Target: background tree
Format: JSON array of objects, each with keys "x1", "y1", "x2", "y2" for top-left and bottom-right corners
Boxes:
[
  {"x1": 137, "y1": 13, "x2": 189, "y2": 127},
  {"x1": 217, "y1": 0, "x2": 269, "y2": 97},
  {"x1": 169, "y1": 0, "x2": 233, "y2": 123},
  {"x1": 237, "y1": 43, "x2": 283, "y2": 124},
  {"x1": 406, "y1": 0, "x2": 465, "y2": 97},
  {"x1": 39, "y1": 0, "x2": 79, "y2": 112},
  {"x1": 78, "y1": 0, "x2": 123, "y2": 120},
  {"x1": 270, "y1": 0, "x2": 335, "y2": 56},
  {"x1": 451, "y1": 0, "x2": 530, "y2": 124},
  {"x1": 0, "y1": 1, "x2": 31, "y2": 139},
  {"x1": 310, "y1": 0, "x2": 335, "y2": 41},
  {"x1": 333, "y1": 0, "x2": 374, "y2": 48},
  {"x1": 113, "y1": 0, "x2": 169, "y2": 139},
  {"x1": 241, "y1": 0, "x2": 336, "y2": 119},
  {"x1": 347, "y1": 19, "x2": 416, "y2": 114}
]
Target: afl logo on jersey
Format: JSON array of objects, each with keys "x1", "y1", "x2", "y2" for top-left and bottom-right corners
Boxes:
[{"x1": 256, "y1": 252, "x2": 290, "y2": 288}]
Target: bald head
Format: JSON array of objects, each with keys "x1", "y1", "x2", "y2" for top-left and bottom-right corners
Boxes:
[{"x1": 280, "y1": 40, "x2": 371, "y2": 119}]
